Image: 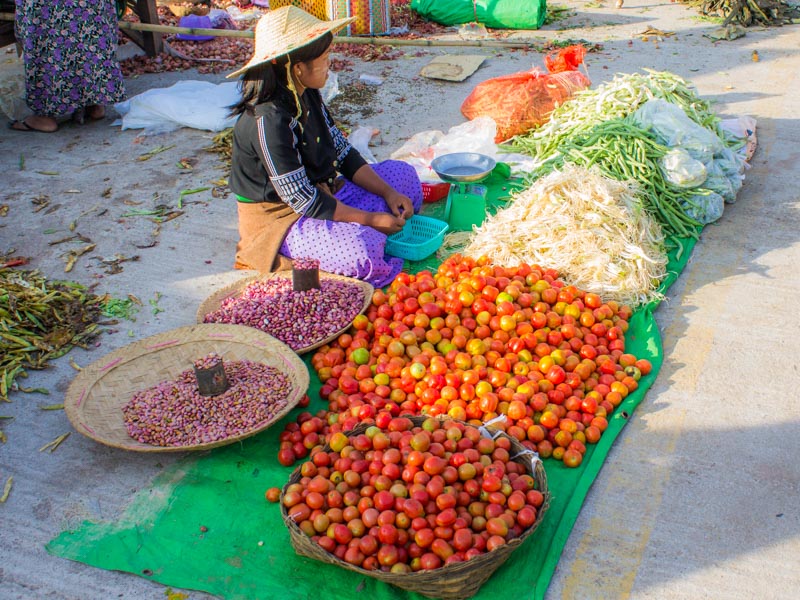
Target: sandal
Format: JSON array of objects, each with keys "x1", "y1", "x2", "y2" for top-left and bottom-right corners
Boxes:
[{"x1": 8, "y1": 117, "x2": 58, "y2": 133}]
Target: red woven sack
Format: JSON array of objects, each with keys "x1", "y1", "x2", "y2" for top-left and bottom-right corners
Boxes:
[{"x1": 461, "y1": 46, "x2": 591, "y2": 143}]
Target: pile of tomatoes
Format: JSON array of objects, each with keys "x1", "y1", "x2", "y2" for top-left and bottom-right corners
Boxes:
[
  {"x1": 277, "y1": 255, "x2": 652, "y2": 469},
  {"x1": 273, "y1": 416, "x2": 546, "y2": 573}
]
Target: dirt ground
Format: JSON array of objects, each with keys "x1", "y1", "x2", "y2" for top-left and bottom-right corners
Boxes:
[{"x1": 2, "y1": 1, "x2": 800, "y2": 598}]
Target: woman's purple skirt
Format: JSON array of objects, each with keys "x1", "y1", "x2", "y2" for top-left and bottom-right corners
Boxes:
[{"x1": 279, "y1": 160, "x2": 423, "y2": 288}]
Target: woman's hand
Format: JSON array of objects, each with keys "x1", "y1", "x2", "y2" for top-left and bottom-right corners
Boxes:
[
  {"x1": 349, "y1": 165, "x2": 414, "y2": 219},
  {"x1": 368, "y1": 212, "x2": 407, "y2": 235},
  {"x1": 384, "y1": 190, "x2": 414, "y2": 220}
]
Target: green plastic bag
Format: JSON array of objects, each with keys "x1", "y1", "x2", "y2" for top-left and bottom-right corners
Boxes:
[{"x1": 411, "y1": 0, "x2": 546, "y2": 30}]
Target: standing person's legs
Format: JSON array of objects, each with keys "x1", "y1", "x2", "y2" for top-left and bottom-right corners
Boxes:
[{"x1": 14, "y1": 0, "x2": 124, "y2": 129}]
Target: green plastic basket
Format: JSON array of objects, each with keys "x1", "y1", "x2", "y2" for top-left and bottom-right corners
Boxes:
[{"x1": 385, "y1": 215, "x2": 449, "y2": 261}]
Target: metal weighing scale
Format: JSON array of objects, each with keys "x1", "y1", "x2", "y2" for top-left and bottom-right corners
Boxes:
[{"x1": 431, "y1": 152, "x2": 497, "y2": 231}]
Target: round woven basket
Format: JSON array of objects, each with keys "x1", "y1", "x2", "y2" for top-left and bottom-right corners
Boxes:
[
  {"x1": 280, "y1": 416, "x2": 550, "y2": 600},
  {"x1": 64, "y1": 324, "x2": 309, "y2": 453},
  {"x1": 196, "y1": 271, "x2": 374, "y2": 355}
]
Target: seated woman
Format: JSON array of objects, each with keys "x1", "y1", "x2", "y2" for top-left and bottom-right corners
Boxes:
[{"x1": 227, "y1": 7, "x2": 422, "y2": 288}]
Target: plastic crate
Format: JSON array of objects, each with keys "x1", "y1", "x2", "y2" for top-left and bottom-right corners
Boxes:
[
  {"x1": 385, "y1": 215, "x2": 449, "y2": 261},
  {"x1": 421, "y1": 182, "x2": 451, "y2": 203}
]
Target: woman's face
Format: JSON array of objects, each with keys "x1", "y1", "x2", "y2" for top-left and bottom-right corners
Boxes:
[{"x1": 295, "y1": 48, "x2": 330, "y2": 91}]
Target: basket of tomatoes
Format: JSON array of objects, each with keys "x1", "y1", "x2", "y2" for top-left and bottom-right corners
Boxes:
[{"x1": 279, "y1": 415, "x2": 549, "y2": 600}]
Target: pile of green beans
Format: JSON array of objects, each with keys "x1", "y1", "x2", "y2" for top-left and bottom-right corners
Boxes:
[{"x1": 0, "y1": 267, "x2": 103, "y2": 401}]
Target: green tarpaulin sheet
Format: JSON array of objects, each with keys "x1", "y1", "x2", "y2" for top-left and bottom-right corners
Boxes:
[
  {"x1": 47, "y1": 174, "x2": 698, "y2": 600},
  {"x1": 410, "y1": 0, "x2": 546, "y2": 30}
]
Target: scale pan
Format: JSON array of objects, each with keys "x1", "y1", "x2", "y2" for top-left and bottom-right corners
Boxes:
[{"x1": 431, "y1": 153, "x2": 496, "y2": 183}]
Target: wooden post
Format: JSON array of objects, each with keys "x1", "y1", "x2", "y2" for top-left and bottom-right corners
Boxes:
[
  {"x1": 292, "y1": 258, "x2": 321, "y2": 292},
  {"x1": 194, "y1": 354, "x2": 229, "y2": 397},
  {"x1": 133, "y1": 0, "x2": 163, "y2": 56}
]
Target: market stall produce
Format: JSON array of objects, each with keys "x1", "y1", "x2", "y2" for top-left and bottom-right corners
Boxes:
[
  {"x1": 49, "y1": 234, "x2": 669, "y2": 599},
  {"x1": 510, "y1": 70, "x2": 749, "y2": 237},
  {"x1": 513, "y1": 70, "x2": 728, "y2": 160},
  {"x1": 122, "y1": 355, "x2": 293, "y2": 447},
  {"x1": 460, "y1": 46, "x2": 591, "y2": 142},
  {"x1": 275, "y1": 255, "x2": 651, "y2": 471},
  {"x1": 43, "y1": 58, "x2": 758, "y2": 600},
  {"x1": 63, "y1": 324, "x2": 309, "y2": 452},
  {"x1": 0, "y1": 265, "x2": 104, "y2": 403}
]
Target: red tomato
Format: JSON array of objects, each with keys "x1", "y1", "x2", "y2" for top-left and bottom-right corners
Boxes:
[
  {"x1": 546, "y1": 365, "x2": 566, "y2": 385},
  {"x1": 563, "y1": 448, "x2": 583, "y2": 468},
  {"x1": 419, "y1": 552, "x2": 442, "y2": 570}
]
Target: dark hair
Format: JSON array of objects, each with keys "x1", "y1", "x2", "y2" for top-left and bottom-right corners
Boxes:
[{"x1": 229, "y1": 32, "x2": 333, "y2": 117}]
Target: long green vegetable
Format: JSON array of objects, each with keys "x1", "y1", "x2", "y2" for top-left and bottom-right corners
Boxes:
[
  {"x1": 463, "y1": 164, "x2": 668, "y2": 307},
  {"x1": 0, "y1": 267, "x2": 103, "y2": 401}
]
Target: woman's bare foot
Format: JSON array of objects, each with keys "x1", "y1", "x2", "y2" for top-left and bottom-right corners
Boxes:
[
  {"x1": 9, "y1": 115, "x2": 58, "y2": 133},
  {"x1": 86, "y1": 105, "x2": 105, "y2": 120}
]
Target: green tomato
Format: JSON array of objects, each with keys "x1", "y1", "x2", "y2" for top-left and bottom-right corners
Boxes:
[{"x1": 351, "y1": 347, "x2": 369, "y2": 365}]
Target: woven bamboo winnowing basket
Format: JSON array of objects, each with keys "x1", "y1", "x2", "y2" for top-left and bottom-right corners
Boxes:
[
  {"x1": 197, "y1": 270, "x2": 373, "y2": 355},
  {"x1": 64, "y1": 324, "x2": 309, "y2": 452},
  {"x1": 280, "y1": 416, "x2": 550, "y2": 600}
]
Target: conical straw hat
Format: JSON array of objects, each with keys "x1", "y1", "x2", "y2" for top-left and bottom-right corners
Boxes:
[{"x1": 227, "y1": 6, "x2": 355, "y2": 79}]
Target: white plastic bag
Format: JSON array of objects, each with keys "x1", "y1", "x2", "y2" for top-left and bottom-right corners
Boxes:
[
  {"x1": 348, "y1": 126, "x2": 378, "y2": 164},
  {"x1": 703, "y1": 156, "x2": 741, "y2": 204},
  {"x1": 391, "y1": 130, "x2": 446, "y2": 182},
  {"x1": 208, "y1": 9, "x2": 238, "y2": 30},
  {"x1": 721, "y1": 115, "x2": 757, "y2": 161},
  {"x1": 225, "y1": 5, "x2": 265, "y2": 23},
  {"x1": 322, "y1": 71, "x2": 339, "y2": 104},
  {"x1": 659, "y1": 148, "x2": 707, "y2": 188},
  {"x1": 681, "y1": 191, "x2": 724, "y2": 224},
  {"x1": 714, "y1": 145, "x2": 746, "y2": 179},
  {"x1": 114, "y1": 80, "x2": 240, "y2": 135},
  {"x1": 633, "y1": 98, "x2": 724, "y2": 163},
  {"x1": 430, "y1": 117, "x2": 499, "y2": 158}
]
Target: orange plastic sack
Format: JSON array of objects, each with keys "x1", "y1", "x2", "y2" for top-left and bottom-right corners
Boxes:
[
  {"x1": 544, "y1": 45, "x2": 587, "y2": 73},
  {"x1": 461, "y1": 45, "x2": 591, "y2": 143}
]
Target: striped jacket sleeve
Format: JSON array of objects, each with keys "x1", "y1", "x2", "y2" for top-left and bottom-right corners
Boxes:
[
  {"x1": 321, "y1": 103, "x2": 368, "y2": 180},
  {"x1": 253, "y1": 112, "x2": 337, "y2": 219}
]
